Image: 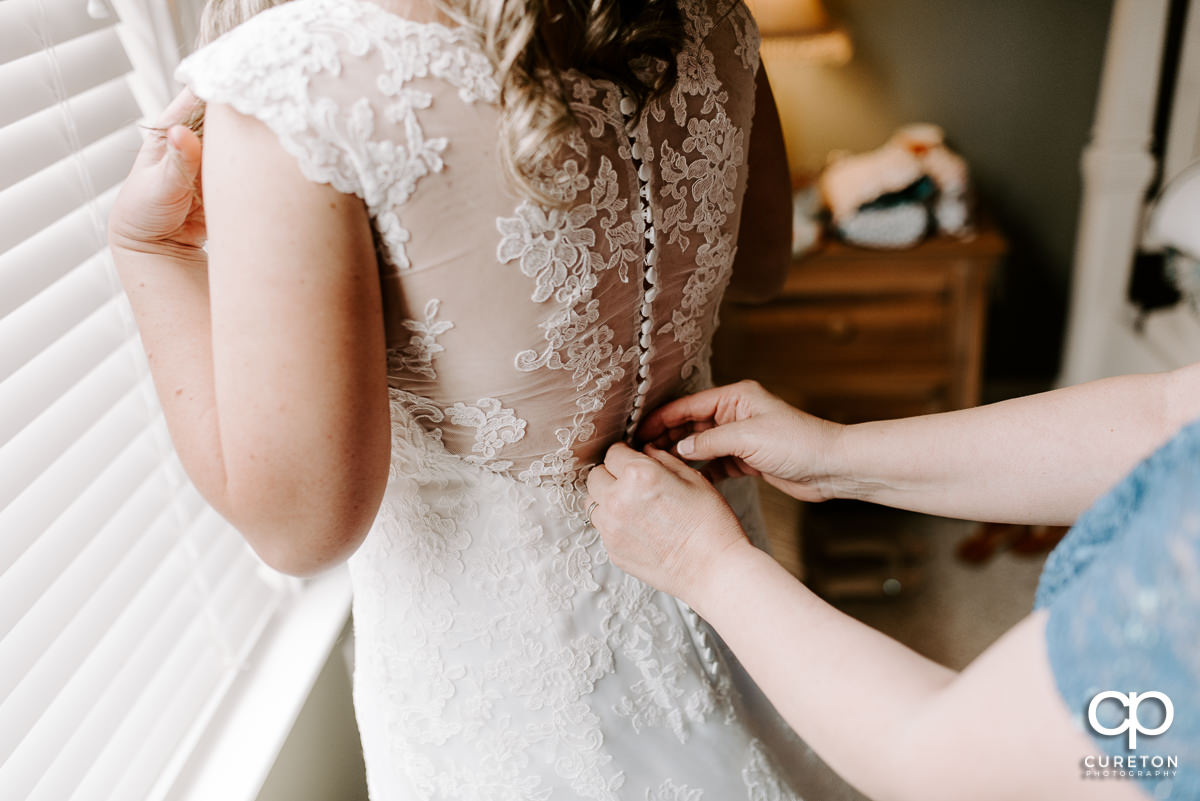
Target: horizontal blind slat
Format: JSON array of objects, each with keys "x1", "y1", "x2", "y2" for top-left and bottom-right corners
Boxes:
[
  {"x1": 72, "y1": 624, "x2": 225, "y2": 801},
  {"x1": 0, "y1": 123, "x2": 141, "y2": 254},
  {"x1": 0, "y1": 507, "x2": 242, "y2": 730},
  {"x1": 104, "y1": 556, "x2": 275, "y2": 801},
  {"x1": 193, "y1": 517, "x2": 252, "y2": 596},
  {"x1": 0, "y1": 0, "x2": 121, "y2": 66},
  {"x1": 0, "y1": 481, "x2": 178, "y2": 744},
  {"x1": 139, "y1": 573, "x2": 283, "y2": 801},
  {"x1": 1, "y1": 514, "x2": 258, "y2": 801},
  {"x1": 0, "y1": 329, "x2": 145, "y2": 502},
  {"x1": 0, "y1": 290, "x2": 133, "y2": 448},
  {"x1": 0, "y1": 25, "x2": 131, "y2": 126},
  {"x1": 0, "y1": 251, "x2": 119, "y2": 385},
  {"x1": 0, "y1": 75, "x2": 141, "y2": 191},
  {"x1": 44, "y1": 645, "x2": 227, "y2": 801},
  {"x1": 0, "y1": 184, "x2": 119, "y2": 318},
  {"x1": 170, "y1": 477, "x2": 211, "y2": 530},
  {"x1": 0, "y1": 423, "x2": 168, "y2": 640},
  {"x1": 0, "y1": 538, "x2": 203, "y2": 799},
  {"x1": 0, "y1": 359, "x2": 153, "y2": 571}
]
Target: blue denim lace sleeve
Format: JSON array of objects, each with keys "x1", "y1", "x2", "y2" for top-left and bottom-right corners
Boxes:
[{"x1": 1034, "y1": 417, "x2": 1200, "y2": 800}]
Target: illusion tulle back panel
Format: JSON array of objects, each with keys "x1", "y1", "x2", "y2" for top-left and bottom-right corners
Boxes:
[{"x1": 358, "y1": 0, "x2": 762, "y2": 485}]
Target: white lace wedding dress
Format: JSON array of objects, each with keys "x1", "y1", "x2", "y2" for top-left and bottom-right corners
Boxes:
[{"x1": 178, "y1": 1, "x2": 852, "y2": 798}]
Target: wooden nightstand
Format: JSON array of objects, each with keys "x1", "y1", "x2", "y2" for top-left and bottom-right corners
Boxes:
[
  {"x1": 713, "y1": 222, "x2": 1008, "y2": 598},
  {"x1": 714, "y1": 222, "x2": 1007, "y2": 423}
]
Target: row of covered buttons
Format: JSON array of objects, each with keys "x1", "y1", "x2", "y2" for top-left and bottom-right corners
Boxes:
[
  {"x1": 621, "y1": 91, "x2": 658, "y2": 439},
  {"x1": 679, "y1": 600, "x2": 722, "y2": 679}
]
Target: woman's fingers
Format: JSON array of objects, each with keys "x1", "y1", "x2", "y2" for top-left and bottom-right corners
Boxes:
[
  {"x1": 158, "y1": 88, "x2": 201, "y2": 129},
  {"x1": 701, "y1": 456, "x2": 758, "y2": 483},
  {"x1": 643, "y1": 443, "x2": 697, "y2": 481},
  {"x1": 589, "y1": 440, "x2": 752, "y2": 602},
  {"x1": 163, "y1": 125, "x2": 203, "y2": 191},
  {"x1": 637, "y1": 380, "x2": 773, "y2": 445},
  {"x1": 637, "y1": 385, "x2": 730, "y2": 442},
  {"x1": 585, "y1": 463, "x2": 616, "y2": 500},
  {"x1": 676, "y1": 419, "x2": 756, "y2": 461},
  {"x1": 603, "y1": 441, "x2": 648, "y2": 477}
]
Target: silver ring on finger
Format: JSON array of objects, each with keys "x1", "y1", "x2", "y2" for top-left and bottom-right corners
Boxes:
[{"x1": 585, "y1": 500, "x2": 599, "y2": 526}]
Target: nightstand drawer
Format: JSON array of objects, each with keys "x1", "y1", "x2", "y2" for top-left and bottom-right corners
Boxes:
[
  {"x1": 723, "y1": 362, "x2": 954, "y2": 423},
  {"x1": 713, "y1": 225, "x2": 1005, "y2": 422},
  {"x1": 717, "y1": 294, "x2": 952, "y2": 370},
  {"x1": 786, "y1": 365, "x2": 955, "y2": 423}
]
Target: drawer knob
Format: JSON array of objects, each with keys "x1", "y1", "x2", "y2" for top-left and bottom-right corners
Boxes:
[{"x1": 825, "y1": 315, "x2": 856, "y2": 342}]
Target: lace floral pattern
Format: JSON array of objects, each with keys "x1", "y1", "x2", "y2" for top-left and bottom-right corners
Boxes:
[
  {"x1": 389, "y1": 298, "x2": 453, "y2": 379},
  {"x1": 499, "y1": 152, "x2": 640, "y2": 511},
  {"x1": 657, "y1": 109, "x2": 746, "y2": 377},
  {"x1": 178, "y1": 0, "x2": 499, "y2": 271},
  {"x1": 744, "y1": 741, "x2": 802, "y2": 801},
  {"x1": 178, "y1": 0, "x2": 807, "y2": 798},
  {"x1": 602, "y1": 574, "x2": 731, "y2": 743},
  {"x1": 730, "y1": 3, "x2": 763, "y2": 73},
  {"x1": 447, "y1": 398, "x2": 527, "y2": 472}
]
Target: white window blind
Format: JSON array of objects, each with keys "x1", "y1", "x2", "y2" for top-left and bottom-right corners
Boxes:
[{"x1": 0, "y1": 2, "x2": 299, "y2": 800}]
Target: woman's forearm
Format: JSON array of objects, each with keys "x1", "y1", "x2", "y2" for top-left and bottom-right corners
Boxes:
[
  {"x1": 832, "y1": 364, "x2": 1200, "y2": 525},
  {"x1": 108, "y1": 98, "x2": 388, "y2": 575},
  {"x1": 691, "y1": 544, "x2": 955, "y2": 801},
  {"x1": 112, "y1": 245, "x2": 231, "y2": 514},
  {"x1": 114, "y1": 236, "x2": 387, "y2": 575}
]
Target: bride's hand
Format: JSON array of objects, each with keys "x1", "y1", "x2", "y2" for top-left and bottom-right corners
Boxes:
[
  {"x1": 637, "y1": 380, "x2": 847, "y2": 503},
  {"x1": 586, "y1": 442, "x2": 754, "y2": 604},
  {"x1": 108, "y1": 89, "x2": 206, "y2": 258}
]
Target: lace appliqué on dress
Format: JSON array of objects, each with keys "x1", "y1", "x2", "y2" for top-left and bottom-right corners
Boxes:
[
  {"x1": 389, "y1": 298, "x2": 454, "y2": 379},
  {"x1": 447, "y1": 398, "x2": 528, "y2": 473},
  {"x1": 646, "y1": 779, "x2": 704, "y2": 801},
  {"x1": 743, "y1": 740, "x2": 802, "y2": 800},
  {"x1": 658, "y1": 110, "x2": 746, "y2": 378},
  {"x1": 602, "y1": 575, "x2": 729, "y2": 744},
  {"x1": 177, "y1": 0, "x2": 500, "y2": 272},
  {"x1": 498, "y1": 154, "x2": 640, "y2": 510},
  {"x1": 730, "y1": 2, "x2": 763, "y2": 73}
]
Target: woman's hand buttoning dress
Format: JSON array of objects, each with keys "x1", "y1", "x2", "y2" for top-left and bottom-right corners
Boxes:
[
  {"x1": 112, "y1": 0, "x2": 857, "y2": 797},
  {"x1": 591, "y1": 374, "x2": 1200, "y2": 801}
]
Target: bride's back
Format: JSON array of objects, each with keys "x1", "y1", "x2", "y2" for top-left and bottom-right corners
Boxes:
[
  {"x1": 182, "y1": 0, "x2": 762, "y2": 493},
  {"x1": 177, "y1": 7, "x2": 825, "y2": 793}
]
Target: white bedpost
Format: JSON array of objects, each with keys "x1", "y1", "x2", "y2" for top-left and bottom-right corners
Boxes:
[{"x1": 1059, "y1": 0, "x2": 1169, "y2": 387}]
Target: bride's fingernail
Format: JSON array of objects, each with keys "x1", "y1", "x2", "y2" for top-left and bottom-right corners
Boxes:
[{"x1": 677, "y1": 437, "x2": 695, "y2": 457}]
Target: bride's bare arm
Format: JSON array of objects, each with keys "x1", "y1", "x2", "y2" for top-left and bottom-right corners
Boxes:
[
  {"x1": 724, "y1": 66, "x2": 792, "y2": 303},
  {"x1": 113, "y1": 102, "x2": 391, "y2": 575},
  {"x1": 200, "y1": 103, "x2": 390, "y2": 573}
]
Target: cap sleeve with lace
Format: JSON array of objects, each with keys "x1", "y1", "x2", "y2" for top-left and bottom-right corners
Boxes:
[
  {"x1": 174, "y1": 0, "x2": 500, "y2": 272},
  {"x1": 174, "y1": 0, "x2": 379, "y2": 198},
  {"x1": 1034, "y1": 418, "x2": 1200, "y2": 800}
]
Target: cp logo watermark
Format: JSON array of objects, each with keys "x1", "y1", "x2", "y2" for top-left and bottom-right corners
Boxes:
[{"x1": 1087, "y1": 691, "x2": 1174, "y2": 749}]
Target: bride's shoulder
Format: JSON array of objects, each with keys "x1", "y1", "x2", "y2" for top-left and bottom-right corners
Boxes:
[
  {"x1": 359, "y1": 0, "x2": 458, "y2": 26},
  {"x1": 191, "y1": 0, "x2": 459, "y2": 50},
  {"x1": 179, "y1": 0, "x2": 482, "y2": 83}
]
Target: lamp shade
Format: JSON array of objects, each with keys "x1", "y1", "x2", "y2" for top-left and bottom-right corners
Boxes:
[
  {"x1": 745, "y1": 0, "x2": 853, "y2": 65},
  {"x1": 744, "y1": 0, "x2": 834, "y2": 38}
]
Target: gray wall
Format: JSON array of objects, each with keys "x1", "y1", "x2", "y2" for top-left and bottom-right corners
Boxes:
[{"x1": 767, "y1": 0, "x2": 1115, "y2": 381}]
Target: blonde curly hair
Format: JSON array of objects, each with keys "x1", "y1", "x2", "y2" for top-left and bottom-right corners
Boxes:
[{"x1": 183, "y1": 0, "x2": 685, "y2": 204}]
